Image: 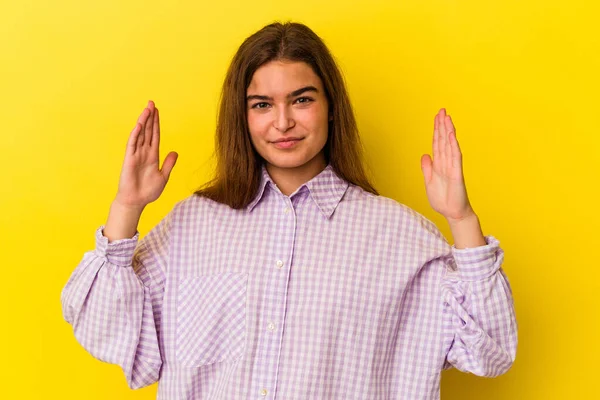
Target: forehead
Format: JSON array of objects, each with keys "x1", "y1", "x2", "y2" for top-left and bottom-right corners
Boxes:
[{"x1": 247, "y1": 60, "x2": 323, "y2": 94}]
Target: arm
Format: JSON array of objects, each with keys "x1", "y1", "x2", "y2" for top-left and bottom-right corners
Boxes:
[
  {"x1": 440, "y1": 236, "x2": 517, "y2": 376},
  {"x1": 60, "y1": 212, "x2": 171, "y2": 389},
  {"x1": 61, "y1": 101, "x2": 178, "y2": 388},
  {"x1": 420, "y1": 109, "x2": 517, "y2": 375}
]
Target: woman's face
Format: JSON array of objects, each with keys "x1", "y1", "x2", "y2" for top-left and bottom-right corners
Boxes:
[{"x1": 246, "y1": 60, "x2": 330, "y2": 177}]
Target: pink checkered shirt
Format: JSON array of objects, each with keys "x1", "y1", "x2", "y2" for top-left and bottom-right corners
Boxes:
[{"x1": 61, "y1": 164, "x2": 517, "y2": 399}]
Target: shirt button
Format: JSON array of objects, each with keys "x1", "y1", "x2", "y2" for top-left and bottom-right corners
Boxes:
[
  {"x1": 284, "y1": 207, "x2": 291, "y2": 214},
  {"x1": 260, "y1": 388, "x2": 268, "y2": 396},
  {"x1": 276, "y1": 259, "x2": 284, "y2": 268},
  {"x1": 267, "y1": 321, "x2": 275, "y2": 331}
]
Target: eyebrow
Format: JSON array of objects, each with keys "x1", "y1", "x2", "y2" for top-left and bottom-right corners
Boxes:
[{"x1": 246, "y1": 85, "x2": 319, "y2": 102}]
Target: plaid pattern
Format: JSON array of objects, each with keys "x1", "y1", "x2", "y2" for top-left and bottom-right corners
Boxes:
[{"x1": 61, "y1": 164, "x2": 517, "y2": 399}]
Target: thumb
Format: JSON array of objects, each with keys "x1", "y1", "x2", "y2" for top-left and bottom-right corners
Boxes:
[
  {"x1": 420, "y1": 154, "x2": 432, "y2": 184},
  {"x1": 161, "y1": 151, "x2": 178, "y2": 182}
]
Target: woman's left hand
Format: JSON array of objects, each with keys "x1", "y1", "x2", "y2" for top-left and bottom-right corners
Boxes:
[{"x1": 420, "y1": 108, "x2": 475, "y2": 223}]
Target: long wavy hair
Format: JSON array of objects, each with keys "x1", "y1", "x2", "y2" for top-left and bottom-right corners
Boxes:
[{"x1": 194, "y1": 21, "x2": 378, "y2": 208}]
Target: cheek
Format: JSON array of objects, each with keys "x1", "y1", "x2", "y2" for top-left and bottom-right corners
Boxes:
[
  {"x1": 247, "y1": 114, "x2": 269, "y2": 142},
  {"x1": 300, "y1": 107, "x2": 329, "y2": 135}
]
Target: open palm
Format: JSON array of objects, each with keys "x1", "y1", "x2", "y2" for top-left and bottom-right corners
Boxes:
[
  {"x1": 115, "y1": 101, "x2": 178, "y2": 209},
  {"x1": 420, "y1": 108, "x2": 474, "y2": 222}
]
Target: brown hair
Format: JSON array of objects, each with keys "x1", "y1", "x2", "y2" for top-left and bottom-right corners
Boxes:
[{"x1": 194, "y1": 21, "x2": 378, "y2": 208}]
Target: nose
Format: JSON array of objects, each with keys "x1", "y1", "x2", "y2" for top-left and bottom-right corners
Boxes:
[{"x1": 273, "y1": 105, "x2": 295, "y2": 132}]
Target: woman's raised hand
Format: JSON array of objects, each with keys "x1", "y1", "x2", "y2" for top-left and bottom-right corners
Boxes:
[
  {"x1": 114, "y1": 101, "x2": 178, "y2": 210},
  {"x1": 420, "y1": 108, "x2": 474, "y2": 223}
]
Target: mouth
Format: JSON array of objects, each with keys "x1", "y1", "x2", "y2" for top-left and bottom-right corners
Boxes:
[
  {"x1": 272, "y1": 137, "x2": 303, "y2": 149},
  {"x1": 272, "y1": 136, "x2": 303, "y2": 143}
]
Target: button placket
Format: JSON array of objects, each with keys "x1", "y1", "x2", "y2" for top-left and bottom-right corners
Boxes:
[{"x1": 252, "y1": 195, "x2": 298, "y2": 399}]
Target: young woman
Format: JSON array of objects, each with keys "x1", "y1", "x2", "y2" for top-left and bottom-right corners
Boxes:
[{"x1": 61, "y1": 22, "x2": 517, "y2": 399}]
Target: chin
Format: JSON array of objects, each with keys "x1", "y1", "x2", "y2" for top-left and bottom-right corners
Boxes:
[
  {"x1": 264, "y1": 152, "x2": 317, "y2": 170},
  {"x1": 266, "y1": 159, "x2": 307, "y2": 169}
]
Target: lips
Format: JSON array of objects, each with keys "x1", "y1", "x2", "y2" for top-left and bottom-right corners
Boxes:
[
  {"x1": 272, "y1": 137, "x2": 303, "y2": 143},
  {"x1": 272, "y1": 137, "x2": 303, "y2": 149}
]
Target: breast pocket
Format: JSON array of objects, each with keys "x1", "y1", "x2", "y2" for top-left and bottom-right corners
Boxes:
[{"x1": 175, "y1": 271, "x2": 248, "y2": 367}]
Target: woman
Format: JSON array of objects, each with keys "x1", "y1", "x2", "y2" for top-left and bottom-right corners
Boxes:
[{"x1": 61, "y1": 21, "x2": 517, "y2": 399}]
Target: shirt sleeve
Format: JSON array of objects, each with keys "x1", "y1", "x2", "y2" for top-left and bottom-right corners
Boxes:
[
  {"x1": 440, "y1": 235, "x2": 518, "y2": 377},
  {"x1": 60, "y1": 212, "x2": 172, "y2": 389}
]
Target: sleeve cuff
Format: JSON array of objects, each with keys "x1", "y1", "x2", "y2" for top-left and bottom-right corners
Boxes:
[
  {"x1": 94, "y1": 225, "x2": 140, "y2": 267},
  {"x1": 451, "y1": 235, "x2": 503, "y2": 281}
]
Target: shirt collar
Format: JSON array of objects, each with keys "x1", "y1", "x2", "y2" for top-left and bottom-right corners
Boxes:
[
  {"x1": 246, "y1": 163, "x2": 349, "y2": 219},
  {"x1": 245, "y1": 166, "x2": 272, "y2": 212}
]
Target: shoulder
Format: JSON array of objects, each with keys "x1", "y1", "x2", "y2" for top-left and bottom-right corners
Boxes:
[
  {"x1": 343, "y1": 184, "x2": 449, "y2": 248},
  {"x1": 343, "y1": 184, "x2": 430, "y2": 223},
  {"x1": 167, "y1": 192, "x2": 245, "y2": 222}
]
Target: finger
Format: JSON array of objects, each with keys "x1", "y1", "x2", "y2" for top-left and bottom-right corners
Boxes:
[
  {"x1": 448, "y1": 119, "x2": 463, "y2": 170},
  {"x1": 436, "y1": 110, "x2": 447, "y2": 172},
  {"x1": 127, "y1": 123, "x2": 142, "y2": 155},
  {"x1": 444, "y1": 114, "x2": 454, "y2": 169},
  {"x1": 420, "y1": 154, "x2": 433, "y2": 183},
  {"x1": 438, "y1": 109, "x2": 447, "y2": 166},
  {"x1": 161, "y1": 151, "x2": 178, "y2": 182},
  {"x1": 137, "y1": 107, "x2": 150, "y2": 147},
  {"x1": 147, "y1": 107, "x2": 160, "y2": 163},
  {"x1": 433, "y1": 113, "x2": 440, "y2": 162},
  {"x1": 152, "y1": 107, "x2": 160, "y2": 149},
  {"x1": 144, "y1": 100, "x2": 155, "y2": 148}
]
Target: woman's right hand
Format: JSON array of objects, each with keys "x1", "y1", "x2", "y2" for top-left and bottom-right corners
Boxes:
[{"x1": 114, "y1": 100, "x2": 178, "y2": 210}]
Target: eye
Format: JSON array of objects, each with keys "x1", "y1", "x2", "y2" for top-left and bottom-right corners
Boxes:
[
  {"x1": 251, "y1": 102, "x2": 270, "y2": 109},
  {"x1": 294, "y1": 97, "x2": 314, "y2": 104}
]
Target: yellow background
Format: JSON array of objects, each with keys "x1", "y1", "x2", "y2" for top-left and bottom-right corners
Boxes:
[{"x1": 1, "y1": 0, "x2": 598, "y2": 398}]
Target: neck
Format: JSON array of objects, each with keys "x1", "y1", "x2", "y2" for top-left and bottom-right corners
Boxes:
[{"x1": 266, "y1": 153, "x2": 327, "y2": 196}]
